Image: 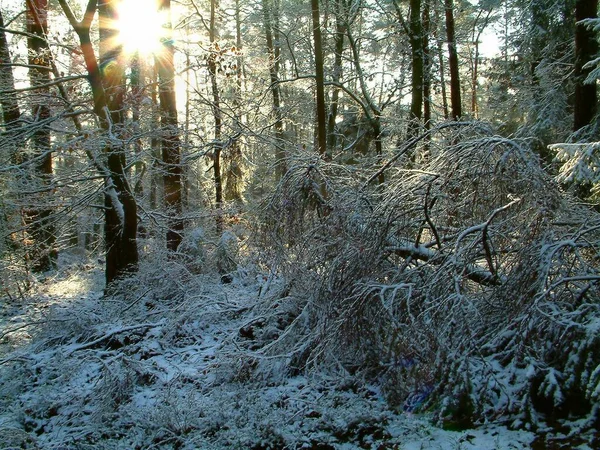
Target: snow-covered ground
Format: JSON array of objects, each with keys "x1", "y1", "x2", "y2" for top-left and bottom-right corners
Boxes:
[{"x1": 0, "y1": 257, "x2": 584, "y2": 449}]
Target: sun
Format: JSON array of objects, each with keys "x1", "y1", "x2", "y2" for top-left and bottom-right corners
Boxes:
[{"x1": 116, "y1": 0, "x2": 165, "y2": 56}]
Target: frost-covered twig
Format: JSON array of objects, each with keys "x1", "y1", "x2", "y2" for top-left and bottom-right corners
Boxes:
[{"x1": 66, "y1": 322, "x2": 162, "y2": 354}]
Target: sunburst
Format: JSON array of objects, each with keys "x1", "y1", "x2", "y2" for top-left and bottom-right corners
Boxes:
[{"x1": 115, "y1": 0, "x2": 165, "y2": 57}]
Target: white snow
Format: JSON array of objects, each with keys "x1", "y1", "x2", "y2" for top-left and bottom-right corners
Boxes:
[{"x1": 0, "y1": 256, "x2": 587, "y2": 448}]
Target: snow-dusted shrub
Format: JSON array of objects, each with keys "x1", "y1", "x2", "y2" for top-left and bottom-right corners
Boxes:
[
  {"x1": 254, "y1": 122, "x2": 600, "y2": 434},
  {"x1": 177, "y1": 226, "x2": 207, "y2": 273},
  {"x1": 552, "y1": 141, "x2": 600, "y2": 199}
]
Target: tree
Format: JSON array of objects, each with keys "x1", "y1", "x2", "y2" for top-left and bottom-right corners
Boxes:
[
  {"x1": 0, "y1": 10, "x2": 20, "y2": 138},
  {"x1": 326, "y1": 0, "x2": 346, "y2": 152},
  {"x1": 445, "y1": 0, "x2": 461, "y2": 120},
  {"x1": 311, "y1": 0, "x2": 327, "y2": 157},
  {"x1": 58, "y1": 0, "x2": 139, "y2": 285},
  {"x1": 22, "y1": 0, "x2": 57, "y2": 272},
  {"x1": 573, "y1": 0, "x2": 598, "y2": 131},
  {"x1": 157, "y1": 0, "x2": 184, "y2": 251},
  {"x1": 262, "y1": 0, "x2": 286, "y2": 179},
  {"x1": 208, "y1": 0, "x2": 224, "y2": 235},
  {"x1": 223, "y1": 0, "x2": 245, "y2": 203}
]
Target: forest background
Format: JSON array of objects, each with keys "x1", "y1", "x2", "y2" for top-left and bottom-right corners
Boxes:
[{"x1": 1, "y1": 0, "x2": 600, "y2": 448}]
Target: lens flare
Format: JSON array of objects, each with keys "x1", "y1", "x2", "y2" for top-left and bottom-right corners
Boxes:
[{"x1": 116, "y1": 0, "x2": 165, "y2": 56}]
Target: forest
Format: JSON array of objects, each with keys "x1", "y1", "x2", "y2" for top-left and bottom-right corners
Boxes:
[{"x1": 1, "y1": 0, "x2": 600, "y2": 448}]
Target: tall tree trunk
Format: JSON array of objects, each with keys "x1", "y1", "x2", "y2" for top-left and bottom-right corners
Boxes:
[
  {"x1": 149, "y1": 63, "x2": 160, "y2": 210},
  {"x1": 471, "y1": 41, "x2": 479, "y2": 118},
  {"x1": 58, "y1": 0, "x2": 139, "y2": 285},
  {"x1": 26, "y1": 0, "x2": 56, "y2": 272},
  {"x1": 445, "y1": 0, "x2": 461, "y2": 120},
  {"x1": 436, "y1": 32, "x2": 449, "y2": 120},
  {"x1": 262, "y1": 0, "x2": 286, "y2": 179},
  {"x1": 98, "y1": 0, "x2": 139, "y2": 284},
  {"x1": 0, "y1": 10, "x2": 22, "y2": 156},
  {"x1": 157, "y1": 0, "x2": 183, "y2": 251},
  {"x1": 208, "y1": 0, "x2": 224, "y2": 235},
  {"x1": 574, "y1": 0, "x2": 598, "y2": 131},
  {"x1": 326, "y1": 0, "x2": 345, "y2": 152},
  {"x1": 224, "y1": 0, "x2": 244, "y2": 203},
  {"x1": 407, "y1": 0, "x2": 423, "y2": 138},
  {"x1": 311, "y1": 0, "x2": 327, "y2": 157},
  {"x1": 422, "y1": 0, "x2": 431, "y2": 129},
  {"x1": 130, "y1": 52, "x2": 144, "y2": 197}
]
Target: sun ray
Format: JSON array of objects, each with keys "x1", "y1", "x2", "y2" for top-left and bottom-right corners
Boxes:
[{"x1": 116, "y1": 0, "x2": 165, "y2": 57}]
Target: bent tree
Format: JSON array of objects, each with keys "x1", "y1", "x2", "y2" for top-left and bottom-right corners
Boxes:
[{"x1": 58, "y1": 0, "x2": 138, "y2": 285}]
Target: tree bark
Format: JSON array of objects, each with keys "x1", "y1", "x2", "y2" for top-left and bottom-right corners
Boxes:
[
  {"x1": 407, "y1": 0, "x2": 423, "y2": 139},
  {"x1": 445, "y1": 0, "x2": 461, "y2": 120},
  {"x1": 98, "y1": 0, "x2": 139, "y2": 284},
  {"x1": 0, "y1": 10, "x2": 21, "y2": 137},
  {"x1": 422, "y1": 0, "x2": 431, "y2": 130},
  {"x1": 224, "y1": 0, "x2": 244, "y2": 203},
  {"x1": 157, "y1": 0, "x2": 183, "y2": 251},
  {"x1": 262, "y1": 0, "x2": 286, "y2": 179},
  {"x1": 58, "y1": 0, "x2": 139, "y2": 285},
  {"x1": 574, "y1": 0, "x2": 598, "y2": 131},
  {"x1": 326, "y1": 0, "x2": 345, "y2": 152},
  {"x1": 311, "y1": 0, "x2": 328, "y2": 157},
  {"x1": 26, "y1": 0, "x2": 56, "y2": 272},
  {"x1": 208, "y1": 0, "x2": 224, "y2": 235}
]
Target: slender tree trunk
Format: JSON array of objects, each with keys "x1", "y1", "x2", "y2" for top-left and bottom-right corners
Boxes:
[
  {"x1": 209, "y1": 0, "x2": 224, "y2": 235},
  {"x1": 470, "y1": 9, "x2": 492, "y2": 119},
  {"x1": 149, "y1": 63, "x2": 160, "y2": 210},
  {"x1": 26, "y1": 0, "x2": 56, "y2": 272},
  {"x1": 574, "y1": 0, "x2": 598, "y2": 131},
  {"x1": 437, "y1": 35, "x2": 449, "y2": 120},
  {"x1": 445, "y1": 0, "x2": 461, "y2": 120},
  {"x1": 422, "y1": 0, "x2": 431, "y2": 129},
  {"x1": 407, "y1": 0, "x2": 423, "y2": 139},
  {"x1": 311, "y1": 0, "x2": 327, "y2": 157},
  {"x1": 0, "y1": 10, "x2": 22, "y2": 155},
  {"x1": 262, "y1": 0, "x2": 286, "y2": 179},
  {"x1": 131, "y1": 52, "x2": 144, "y2": 197},
  {"x1": 224, "y1": 0, "x2": 244, "y2": 203},
  {"x1": 471, "y1": 41, "x2": 479, "y2": 117},
  {"x1": 327, "y1": 0, "x2": 345, "y2": 152},
  {"x1": 157, "y1": 0, "x2": 183, "y2": 251}
]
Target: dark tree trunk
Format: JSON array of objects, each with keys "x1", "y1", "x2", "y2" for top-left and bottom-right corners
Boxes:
[
  {"x1": 262, "y1": 0, "x2": 286, "y2": 179},
  {"x1": 445, "y1": 0, "x2": 461, "y2": 120},
  {"x1": 157, "y1": 0, "x2": 183, "y2": 251},
  {"x1": 437, "y1": 32, "x2": 449, "y2": 120},
  {"x1": 422, "y1": 0, "x2": 431, "y2": 129},
  {"x1": 574, "y1": 0, "x2": 598, "y2": 131},
  {"x1": 26, "y1": 0, "x2": 56, "y2": 272},
  {"x1": 131, "y1": 52, "x2": 144, "y2": 197},
  {"x1": 98, "y1": 0, "x2": 139, "y2": 284},
  {"x1": 471, "y1": 41, "x2": 479, "y2": 117},
  {"x1": 149, "y1": 63, "x2": 160, "y2": 210},
  {"x1": 208, "y1": 0, "x2": 224, "y2": 235},
  {"x1": 58, "y1": 0, "x2": 139, "y2": 284},
  {"x1": 0, "y1": 10, "x2": 21, "y2": 135},
  {"x1": 311, "y1": 0, "x2": 328, "y2": 157},
  {"x1": 407, "y1": 0, "x2": 423, "y2": 139}
]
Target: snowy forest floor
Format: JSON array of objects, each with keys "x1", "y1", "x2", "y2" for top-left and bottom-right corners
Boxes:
[{"x1": 0, "y1": 254, "x2": 591, "y2": 449}]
